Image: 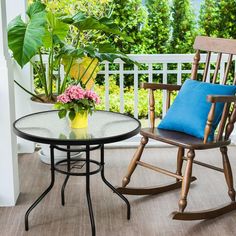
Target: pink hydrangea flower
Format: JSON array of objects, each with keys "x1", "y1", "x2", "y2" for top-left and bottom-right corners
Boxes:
[
  {"x1": 85, "y1": 90, "x2": 101, "y2": 104},
  {"x1": 57, "y1": 85, "x2": 100, "y2": 105},
  {"x1": 57, "y1": 94, "x2": 71, "y2": 103},
  {"x1": 66, "y1": 85, "x2": 85, "y2": 100}
]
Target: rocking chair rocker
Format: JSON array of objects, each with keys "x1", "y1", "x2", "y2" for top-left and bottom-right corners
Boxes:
[{"x1": 117, "y1": 36, "x2": 236, "y2": 220}]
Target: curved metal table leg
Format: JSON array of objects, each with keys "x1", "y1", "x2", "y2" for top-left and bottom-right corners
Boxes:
[
  {"x1": 100, "y1": 144, "x2": 131, "y2": 220},
  {"x1": 25, "y1": 145, "x2": 55, "y2": 231},
  {"x1": 86, "y1": 145, "x2": 96, "y2": 236},
  {"x1": 61, "y1": 145, "x2": 71, "y2": 206}
]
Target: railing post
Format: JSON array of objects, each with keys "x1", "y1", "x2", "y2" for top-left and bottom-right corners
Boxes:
[
  {"x1": 104, "y1": 62, "x2": 109, "y2": 111},
  {"x1": 162, "y1": 63, "x2": 168, "y2": 117},
  {"x1": 134, "y1": 65, "x2": 139, "y2": 119},
  {"x1": 119, "y1": 62, "x2": 124, "y2": 113}
]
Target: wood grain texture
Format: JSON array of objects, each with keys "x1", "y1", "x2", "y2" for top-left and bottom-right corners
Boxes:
[
  {"x1": 122, "y1": 137, "x2": 148, "y2": 187},
  {"x1": 220, "y1": 146, "x2": 236, "y2": 202},
  {"x1": 2, "y1": 147, "x2": 236, "y2": 236},
  {"x1": 225, "y1": 103, "x2": 236, "y2": 139},
  {"x1": 140, "y1": 128, "x2": 230, "y2": 150},
  {"x1": 222, "y1": 54, "x2": 233, "y2": 85},
  {"x1": 194, "y1": 36, "x2": 236, "y2": 54},
  {"x1": 191, "y1": 49, "x2": 200, "y2": 80},
  {"x1": 212, "y1": 53, "x2": 222, "y2": 83},
  {"x1": 202, "y1": 51, "x2": 211, "y2": 82},
  {"x1": 141, "y1": 83, "x2": 181, "y2": 91},
  {"x1": 217, "y1": 103, "x2": 230, "y2": 141},
  {"x1": 204, "y1": 103, "x2": 216, "y2": 143},
  {"x1": 176, "y1": 147, "x2": 184, "y2": 178},
  {"x1": 149, "y1": 90, "x2": 155, "y2": 128},
  {"x1": 178, "y1": 150, "x2": 195, "y2": 212}
]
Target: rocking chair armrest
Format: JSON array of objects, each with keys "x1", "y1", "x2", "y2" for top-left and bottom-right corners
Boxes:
[
  {"x1": 141, "y1": 83, "x2": 182, "y2": 91},
  {"x1": 204, "y1": 95, "x2": 236, "y2": 143},
  {"x1": 207, "y1": 95, "x2": 236, "y2": 103}
]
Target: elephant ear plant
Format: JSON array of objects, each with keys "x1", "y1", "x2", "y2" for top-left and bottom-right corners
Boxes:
[{"x1": 7, "y1": 1, "x2": 135, "y2": 103}]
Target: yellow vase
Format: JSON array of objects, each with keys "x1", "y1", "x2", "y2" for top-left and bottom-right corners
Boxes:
[{"x1": 70, "y1": 111, "x2": 88, "y2": 129}]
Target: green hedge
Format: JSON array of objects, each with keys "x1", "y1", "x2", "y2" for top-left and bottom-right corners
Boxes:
[{"x1": 94, "y1": 78, "x2": 163, "y2": 118}]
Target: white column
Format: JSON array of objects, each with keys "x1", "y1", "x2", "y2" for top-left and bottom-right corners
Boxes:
[
  {"x1": 6, "y1": 0, "x2": 34, "y2": 153},
  {"x1": 0, "y1": 0, "x2": 19, "y2": 206}
]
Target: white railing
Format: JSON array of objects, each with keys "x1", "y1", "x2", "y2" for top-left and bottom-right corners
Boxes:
[
  {"x1": 33, "y1": 54, "x2": 232, "y2": 119},
  {"x1": 98, "y1": 54, "x2": 232, "y2": 118}
]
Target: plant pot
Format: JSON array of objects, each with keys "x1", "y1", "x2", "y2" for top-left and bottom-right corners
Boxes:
[
  {"x1": 70, "y1": 111, "x2": 88, "y2": 129},
  {"x1": 29, "y1": 97, "x2": 82, "y2": 164}
]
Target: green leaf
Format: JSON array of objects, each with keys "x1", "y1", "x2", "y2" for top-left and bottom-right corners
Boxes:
[
  {"x1": 62, "y1": 12, "x2": 132, "y2": 41},
  {"x1": 73, "y1": 103, "x2": 80, "y2": 113},
  {"x1": 59, "y1": 133, "x2": 67, "y2": 139},
  {"x1": 69, "y1": 110, "x2": 76, "y2": 121},
  {"x1": 69, "y1": 131, "x2": 76, "y2": 139},
  {"x1": 83, "y1": 45, "x2": 96, "y2": 57},
  {"x1": 58, "y1": 109, "x2": 67, "y2": 119},
  {"x1": 26, "y1": 1, "x2": 46, "y2": 19},
  {"x1": 8, "y1": 9, "x2": 46, "y2": 67},
  {"x1": 43, "y1": 12, "x2": 69, "y2": 48},
  {"x1": 60, "y1": 45, "x2": 84, "y2": 59},
  {"x1": 98, "y1": 43, "x2": 118, "y2": 53},
  {"x1": 95, "y1": 52, "x2": 139, "y2": 66}
]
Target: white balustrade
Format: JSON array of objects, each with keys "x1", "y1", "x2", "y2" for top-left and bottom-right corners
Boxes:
[{"x1": 34, "y1": 53, "x2": 232, "y2": 120}]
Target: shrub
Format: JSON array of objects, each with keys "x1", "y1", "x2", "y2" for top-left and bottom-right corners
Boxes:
[
  {"x1": 144, "y1": 0, "x2": 171, "y2": 54},
  {"x1": 199, "y1": 0, "x2": 220, "y2": 37},
  {"x1": 109, "y1": 0, "x2": 148, "y2": 54},
  {"x1": 170, "y1": 0, "x2": 196, "y2": 53},
  {"x1": 94, "y1": 78, "x2": 163, "y2": 119}
]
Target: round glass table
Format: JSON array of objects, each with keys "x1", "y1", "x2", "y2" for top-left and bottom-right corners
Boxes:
[{"x1": 13, "y1": 110, "x2": 141, "y2": 236}]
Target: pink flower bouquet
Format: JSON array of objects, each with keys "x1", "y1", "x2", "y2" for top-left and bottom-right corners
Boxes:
[{"x1": 54, "y1": 85, "x2": 100, "y2": 121}]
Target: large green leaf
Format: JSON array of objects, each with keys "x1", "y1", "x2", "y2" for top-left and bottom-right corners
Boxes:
[
  {"x1": 62, "y1": 12, "x2": 133, "y2": 42},
  {"x1": 97, "y1": 43, "x2": 118, "y2": 53},
  {"x1": 59, "y1": 45, "x2": 85, "y2": 60},
  {"x1": 26, "y1": 1, "x2": 46, "y2": 19},
  {"x1": 43, "y1": 12, "x2": 69, "y2": 48},
  {"x1": 8, "y1": 10, "x2": 46, "y2": 68},
  {"x1": 8, "y1": 2, "x2": 46, "y2": 68},
  {"x1": 95, "y1": 51, "x2": 138, "y2": 66}
]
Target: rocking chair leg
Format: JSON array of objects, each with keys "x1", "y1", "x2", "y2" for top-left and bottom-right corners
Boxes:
[
  {"x1": 178, "y1": 149, "x2": 195, "y2": 212},
  {"x1": 220, "y1": 146, "x2": 236, "y2": 202},
  {"x1": 176, "y1": 147, "x2": 184, "y2": 182},
  {"x1": 122, "y1": 136, "x2": 149, "y2": 187}
]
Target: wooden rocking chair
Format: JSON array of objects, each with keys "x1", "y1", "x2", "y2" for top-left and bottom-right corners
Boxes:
[{"x1": 117, "y1": 36, "x2": 236, "y2": 220}]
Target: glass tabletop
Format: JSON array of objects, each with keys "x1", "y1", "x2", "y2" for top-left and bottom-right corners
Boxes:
[{"x1": 13, "y1": 110, "x2": 141, "y2": 145}]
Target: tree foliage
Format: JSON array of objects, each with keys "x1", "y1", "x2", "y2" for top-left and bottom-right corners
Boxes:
[
  {"x1": 143, "y1": 0, "x2": 171, "y2": 53},
  {"x1": 199, "y1": 0, "x2": 236, "y2": 39},
  {"x1": 170, "y1": 0, "x2": 196, "y2": 53},
  {"x1": 218, "y1": 1, "x2": 236, "y2": 39},
  {"x1": 30, "y1": 0, "x2": 113, "y2": 18},
  {"x1": 199, "y1": 0, "x2": 220, "y2": 37},
  {"x1": 109, "y1": 0, "x2": 148, "y2": 53}
]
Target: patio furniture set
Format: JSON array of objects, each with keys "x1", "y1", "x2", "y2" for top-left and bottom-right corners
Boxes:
[{"x1": 13, "y1": 36, "x2": 236, "y2": 236}]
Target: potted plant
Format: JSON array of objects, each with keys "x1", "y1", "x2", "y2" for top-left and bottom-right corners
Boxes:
[
  {"x1": 55, "y1": 85, "x2": 100, "y2": 129},
  {"x1": 7, "y1": 1, "x2": 134, "y2": 163},
  {"x1": 7, "y1": 1, "x2": 134, "y2": 104}
]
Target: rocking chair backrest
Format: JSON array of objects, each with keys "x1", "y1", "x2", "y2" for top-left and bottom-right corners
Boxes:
[
  {"x1": 190, "y1": 36, "x2": 236, "y2": 141},
  {"x1": 191, "y1": 36, "x2": 236, "y2": 85}
]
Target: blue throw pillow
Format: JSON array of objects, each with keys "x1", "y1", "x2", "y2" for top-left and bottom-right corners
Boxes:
[{"x1": 158, "y1": 79, "x2": 236, "y2": 141}]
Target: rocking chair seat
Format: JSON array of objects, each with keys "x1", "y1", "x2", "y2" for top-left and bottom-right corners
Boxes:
[{"x1": 140, "y1": 128, "x2": 231, "y2": 150}]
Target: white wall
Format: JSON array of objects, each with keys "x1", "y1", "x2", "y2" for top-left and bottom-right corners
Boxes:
[
  {"x1": 0, "y1": 0, "x2": 19, "y2": 206},
  {"x1": 6, "y1": 0, "x2": 34, "y2": 153}
]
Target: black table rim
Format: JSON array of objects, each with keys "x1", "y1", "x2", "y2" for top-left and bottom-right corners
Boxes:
[{"x1": 13, "y1": 110, "x2": 141, "y2": 145}]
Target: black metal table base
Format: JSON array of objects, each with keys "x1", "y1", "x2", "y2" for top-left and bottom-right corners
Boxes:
[{"x1": 25, "y1": 144, "x2": 130, "y2": 236}]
